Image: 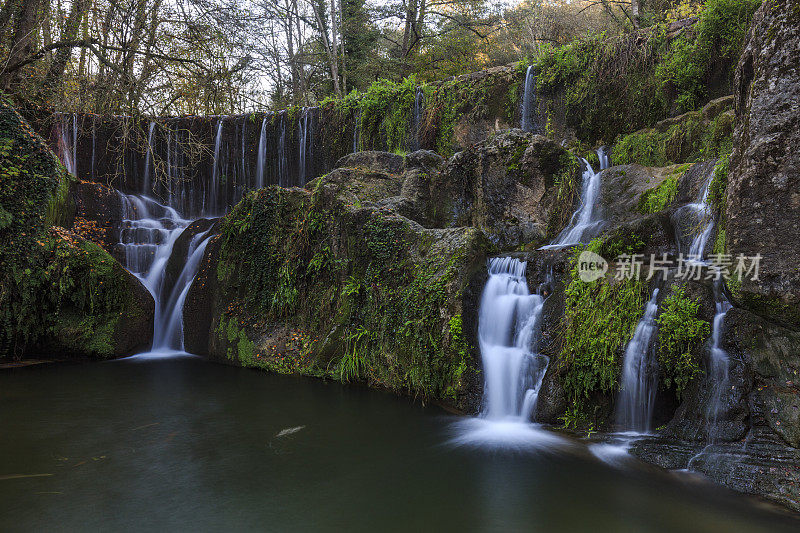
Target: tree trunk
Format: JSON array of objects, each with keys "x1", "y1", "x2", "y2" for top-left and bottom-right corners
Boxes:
[
  {"x1": 38, "y1": 0, "x2": 91, "y2": 100},
  {"x1": 1, "y1": 0, "x2": 44, "y2": 90}
]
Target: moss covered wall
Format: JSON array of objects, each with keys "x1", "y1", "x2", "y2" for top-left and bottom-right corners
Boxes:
[
  {"x1": 185, "y1": 181, "x2": 489, "y2": 410},
  {"x1": 0, "y1": 99, "x2": 153, "y2": 360}
]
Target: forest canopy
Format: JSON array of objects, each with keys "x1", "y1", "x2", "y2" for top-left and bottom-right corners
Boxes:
[{"x1": 0, "y1": 0, "x2": 702, "y2": 115}]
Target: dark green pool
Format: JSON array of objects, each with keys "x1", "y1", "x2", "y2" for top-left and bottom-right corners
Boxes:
[{"x1": 1, "y1": 357, "x2": 797, "y2": 532}]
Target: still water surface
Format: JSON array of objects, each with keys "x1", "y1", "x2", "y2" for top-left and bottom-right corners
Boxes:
[{"x1": 1, "y1": 358, "x2": 797, "y2": 532}]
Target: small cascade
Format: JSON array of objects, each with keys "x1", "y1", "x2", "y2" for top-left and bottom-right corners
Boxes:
[
  {"x1": 256, "y1": 116, "x2": 268, "y2": 189},
  {"x1": 240, "y1": 116, "x2": 248, "y2": 190},
  {"x1": 479, "y1": 257, "x2": 549, "y2": 421},
  {"x1": 298, "y1": 107, "x2": 313, "y2": 186},
  {"x1": 210, "y1": 118, "x2": 225, "y2": 215},
  {"x1": 142, "y1": 121, "x2": 155, "y2": 195},
  {"x1": 706, "y1": 280, "x2": 732, "y2": 439},
  {"x1": 90, "y1": 116, "x2": 97, "y2": 181},
  {"x1": 353, "y1": 109, "x2": 362, "y2": 152},
  {"x1": 520, "y1": 65, "x2": 539, "y2": 133},
  {"x1": 157, "y1": 227, "x2": 213, "y2": 350},
  {"x1": 55, "y1": 113, "x2": 78, "y2": 176},
  {"x1": 616, "y1": 288, "x2": 661, "y2": 434},
  {"x1": 543, "y1": 147, "x2": 609, "y2": 248},
  {"x1": 675, "y1": 173, "x2": 715, "y2": 259},
  {"x1": 118, "y1": 193, "x2": 211, "y2": 354},
  {"x1": 412, "y1": 88, "x2": 424, "y2": 150},
  {"x1": 278, "y1": 111, "x2": 288, "y2": 187}
]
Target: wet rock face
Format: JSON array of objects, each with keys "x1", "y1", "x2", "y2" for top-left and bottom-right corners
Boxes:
[
  {"x1": 727, "y1": 0, "x2": 800, "y2": 329},
  {"x1": 71, "y1": 181, "x2": 123, "y2": 255},
  {"x1": 430, "y1": 130, "x2": 574, "y2": 249}
]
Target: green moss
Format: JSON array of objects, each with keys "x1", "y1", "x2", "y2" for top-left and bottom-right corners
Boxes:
[
  {"x1": 656, "y1": 0, "x2": 760, "y2": 112},
  {"x1": 530, "y1": 0, "x2": 756, "y2": 145},
  {"x1": 614, "y1": 130, "x2": 669, "y2": 167},
  {"x1": 213, "y1": 182, "x2": 480, "y2": 403},
  {"x1": 638, "y1": 176, "x2": 679, "y2": 214},
  {"x1": 708, "y1": 152, "x2": 730, "y2": 212},
  {"x1": 546, "y1": 151, "x2": 582, "y2": 238},
  {"x1": 558, "y1": 243, "x2": 647, "y2": 421},
  {"x1": 655, "y1": 287, "x2": 710, "y2": 397}
]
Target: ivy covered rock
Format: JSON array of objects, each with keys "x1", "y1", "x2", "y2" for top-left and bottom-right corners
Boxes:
[
  {"x1": 0, "y1": 100, "x2": 153, "y2": 359},
  {"x1": 726, "y1": 0, "x2": 800, "y2": 329},
  {"x1": 184, "y1": 182, "x2": 490, "y2": 411}
]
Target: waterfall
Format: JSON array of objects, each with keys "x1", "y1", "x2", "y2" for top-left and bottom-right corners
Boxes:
[
  {"x1": 520, "y1": 66, "x2": 539, "y2": 133},
  {"x1": 210, "y1": 118, "x2": 224, "y2": 214},
  {"x1": 118, "y1": 193, "x2": 212, "y2": 355},
  {"x1": 479, "y1": 257, "x2": 549, "y2": 421},
  {"x1": 55, "y1": 113, "x2": 77, "y2": 176},
  {"x1": 706, "y1": 280, "x2": 732, "y2": 439},
  {"x1": 90, "y1": 116, "x2": 96, "y2": 181},
  {"x1": 452, "y1": 257, "x2": 565, "y2": 449},
  {"x1": 298, "y1": 107, "x2": 314, "y2": 186},
  {"x1": 157, "y1": 227, "x2": 213, "y2": 350},
  {"x1": 353, "y1": 109, "x2": 362, "y2": 153},
  {"x1": 278, "y1": 112, "x2": 288, "y2": 187},
  {"x1": 412, "y1": 88, "x2": 424, "y2": 150},
  {"x1": 542, "y1": 147, "x2": 609, "y2": 248},
  {"x1": 256, "y1": 116, "x2": 268, "y2": 189},
  {"x1": 240, "y1": 116, "x2": 248, "y2": 190},
  {"x1": 616, "y1": 288, "x2": 661, "y2": 434},
  {"x1": 72, "y1": 114, "x2": 78, "y2": 176},
  {"x1": 142, "y1": 121, "x2": 155, "y2": 195},
  {"x1": 675, "y1": 174, "x2": 715, "y2": 259}
]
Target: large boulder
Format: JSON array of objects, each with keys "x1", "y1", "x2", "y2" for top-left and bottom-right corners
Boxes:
[
  {"x1": 185, "y1": 182, "x2": 490, "y2": 412},
  {"x1": 0, "y1": 100, "x2": 153, "y2": 360},
  {"x1": 429, "y1": 130, "x2": 578, "y2": 248},
  {"x1": 727, "y1": 0, "x2": 800, "y2": 329}
]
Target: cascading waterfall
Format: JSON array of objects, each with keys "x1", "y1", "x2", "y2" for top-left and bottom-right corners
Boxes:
[
  {"x1": 56, "y1": 113, "x2": 77, "y2": 176},
  {"x1": 353, "y1": 109, "x2": 362, "y2": 153},
  {"x1": 520, "y1": 66, "x2": 539, "y2": 133},
  {"x1": 676, "y1": 174, "x2": 715, "y2": 259},
  {"x1": 118, "y1": 193, "x2": 212, "y2": 354},
  {"x1": 412, "y1": 88, "x2": 424, "y2": 150},
  {"x1": 453, "y1": 257, "x2": 564, "y2": 448},
  {"x1": 142, "y1": 121, "x2": 155, "y2": 195},
  {"x1": 685, "y1": 172, "x2": 733, "y2": 444},
  {"x1": 278, "y1": 111, "x2": 288, "y2": 187},
  {"x1": 479, "y1": 257, "x2": 550, "y2": 421},
  {"x1": 256, "y1": 116, "x2": 268, "y2": 189},
  {"x1": 298, "y1": 107, "x2": 312, "y2": 186},
  {"x1": 616, "y1": 288, "x2": 661, "y2": 434},
  {"x1": 210, "y1": 118, "x2": 224, "y2": 215},
  {"x1": 542, "y1": 147, "x2": 610, "y2": 248}
]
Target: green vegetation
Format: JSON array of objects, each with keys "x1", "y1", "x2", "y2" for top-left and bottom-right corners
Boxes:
[
  {"x1": 656, "y1": 0, "x2": 761, "y2": 112},
  {"x1": 656, "y1": 287, "x2": 710, "y2": 397},
  {"x1": 0, "y1": 101, "x2": 134, "y2": 358},
  {"x1": 638, "y1": 176, "x2": 679, "y2": 214},
  {"x1": 322, "y1": 67, "x2": 514, "y2": 160},
  {"x1": 531, "y1": 0, "x2": 757, "y2": 145},
  {"x1": 613, "y1": 107, "x2": 734, "y2": 167},
  {"x1": 214, "y1": 180, "x2": 481, "y2": 403},
  {"x1": 559, "y1": 239, "x2": 647, "y2": 424},
  {"x1": 546, "y1": 152, "x2": 582, "y2": 238}
]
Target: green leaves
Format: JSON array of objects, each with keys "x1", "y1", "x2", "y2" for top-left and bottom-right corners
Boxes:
[{"x1": 656, "y1": 287, "x2": 710, "y2": 397}]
